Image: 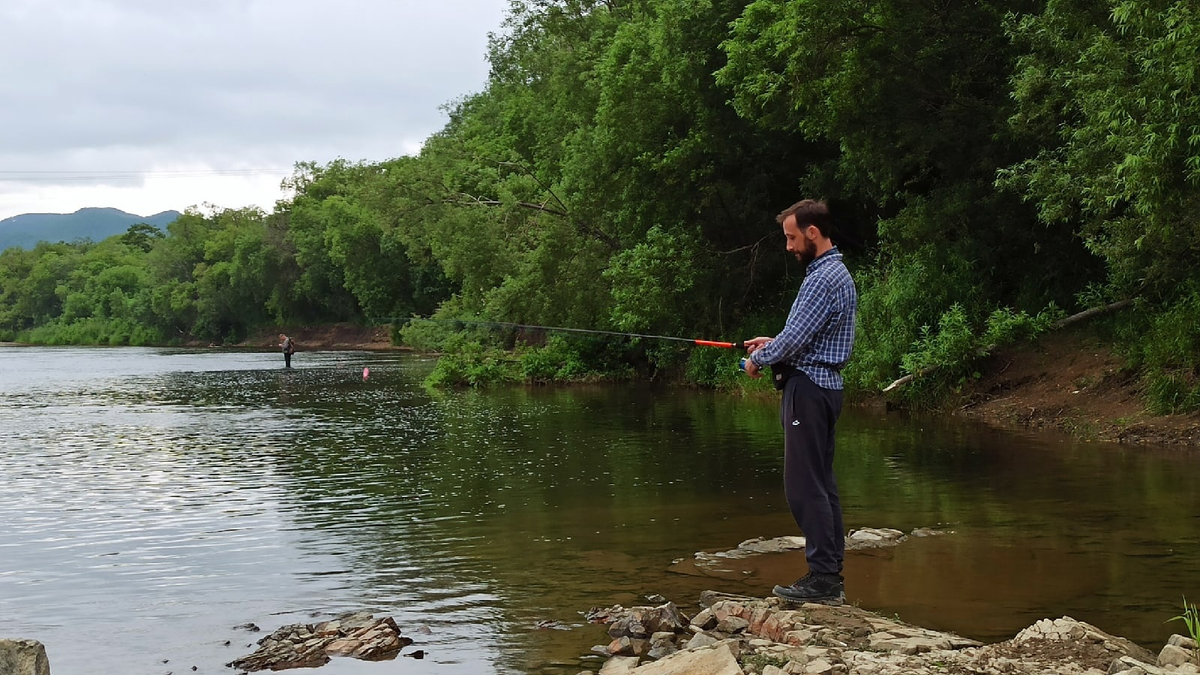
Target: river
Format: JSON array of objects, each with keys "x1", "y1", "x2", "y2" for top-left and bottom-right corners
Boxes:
[{"x1": 1, "y1": 346, "x2": 1197, "y2": 674}]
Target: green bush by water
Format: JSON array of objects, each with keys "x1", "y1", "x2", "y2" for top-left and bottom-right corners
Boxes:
[
  {"x1": 885, "y1": 303, "x2": 1064, "y2": 405},
  {"x1": 1124, "y1": 292, "x2": 1200, "y2": 415},
  {"x1": 22, "y1": 318, "x2": 166, "y2": 346}
]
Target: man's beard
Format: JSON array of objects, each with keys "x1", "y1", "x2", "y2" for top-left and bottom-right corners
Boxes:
[{"x1": 795, "y1": 238, "x2": 816, "y2": 266}]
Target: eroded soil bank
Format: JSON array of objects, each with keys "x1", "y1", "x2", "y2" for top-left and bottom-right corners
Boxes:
[
  {"x1": 954, "y1": 330, "x2": 1200, "y2": 445},
  {"x1": 233, "y1": 323, "x2": 399, "y2": 351}
]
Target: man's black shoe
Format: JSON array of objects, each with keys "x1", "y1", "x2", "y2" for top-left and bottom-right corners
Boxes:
[{"x1": 772, "y1": 572, "x2": 844, "y2": 605}]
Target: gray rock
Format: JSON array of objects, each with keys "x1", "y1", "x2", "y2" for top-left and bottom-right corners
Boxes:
[
  {"x1": 868, "y1": 633, "x2": 951, "y2": 655},
  {"x1": 0, "y1": 639, "x2": 50, "y2": 675},
  {"x1": 686, "y1": 633, "x2": 721, "y2": 650},
  {"x1": 599, "y1": 655, "x2": 640, "y2": 674},
  {"x1": 609, "y1": 617, "x2": 650, "y2": 639},
  {"x1": 844, "y1": 528, "x2": 907, "y2": 550},
  {"x1": 804, "y1": 658, "x2": 834, "y2": 675},
  {"x1": 647, "y1": 632, "x2": 680, "y2": 660},
  {"x1": 607, "y1": 636, "x2": 651, "y2": 657},
  {"x1": 909, "y1": 527, "x2": 952, "y2": 537},
  {"x1": 717, "y1": 616, "x2": 750, "y2": 634},
  {"x1": 1109, "y1": 656, "x2": 1165, "y2": 675},
  {"x1": 699, "y1": 590, "x2": 760, "y2": 608},
  {"x1": 714, "y1": 638, "x2": 742, "y2": 661},
  {"x1": 691, "y1": 608, "x2": 718, "y2": 630},
  {"x1": 625, "y1": 642, "x2": 742, "y2": 675},
  {"x1": 609, "y1": 603, "x2": 687, "y2": 639},
  {"x1": 227, "y1": 613, "x2": 407, "y2": 671},
  {"x1": 647, "y1": 643, "x2": 679, "y2": 661},
  {"x1": 1169, "y1": 634, "x2": 1198, "y2": 650},
  {"x1": 1158, "y1": 643, "x2": 1194, "y2": 667}
]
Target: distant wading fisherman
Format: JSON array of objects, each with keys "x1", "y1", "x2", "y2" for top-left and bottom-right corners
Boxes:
[
  {"x1": 743, "y1": 199, "x2": 857, "y2": 605},
  {"x1": 279, "y1": 333, "x2": 295, "y2": 369}
]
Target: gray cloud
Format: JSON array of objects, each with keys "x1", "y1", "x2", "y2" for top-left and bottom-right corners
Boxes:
[{"x1": 0, "y1": 0, "x2": 508, "y2": 192}]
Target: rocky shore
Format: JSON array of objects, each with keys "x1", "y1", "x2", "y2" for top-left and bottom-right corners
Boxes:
[
  {"x1": 577, "y1": 527, "x2": 1198, "y2": 675},
  {"x1": 584, "y1": 592, "x2": 1199, "y2": 675}
]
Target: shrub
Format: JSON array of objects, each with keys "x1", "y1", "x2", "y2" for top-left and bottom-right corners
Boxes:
[
  {"x1": 895, "y1": 303, "x2": 1063, "y2": 403},
  {"x1": 424, "y1": 340, "x2": 522, "y2": 388}
]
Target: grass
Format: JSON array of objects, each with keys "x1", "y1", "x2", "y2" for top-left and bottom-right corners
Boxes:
[{"x1": 1168, "y1": 596, "x2": 1199, "y2": 662}]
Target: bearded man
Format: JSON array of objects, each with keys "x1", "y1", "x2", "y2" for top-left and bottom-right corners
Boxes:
[{"x1": 743, "y1": 199, "x2": 858, "y2": 605}]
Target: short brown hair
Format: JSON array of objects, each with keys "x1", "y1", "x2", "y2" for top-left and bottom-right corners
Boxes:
[{"x1": 777, "y1": 199, "x2": 832, "y2": 238}]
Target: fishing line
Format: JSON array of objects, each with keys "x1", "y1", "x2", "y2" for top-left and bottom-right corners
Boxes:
[{"x1": 379, "y1": 317, "x2": 745, "y2": 349}]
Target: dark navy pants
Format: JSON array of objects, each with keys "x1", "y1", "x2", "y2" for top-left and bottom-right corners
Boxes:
[{"x1": 780, "y1": 371, "x2": 845, "y2": 575}]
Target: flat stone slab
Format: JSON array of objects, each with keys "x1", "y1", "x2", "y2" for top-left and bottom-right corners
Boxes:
[{"x1": 682, "y1": 527, "x2": 951, "y2": 576}]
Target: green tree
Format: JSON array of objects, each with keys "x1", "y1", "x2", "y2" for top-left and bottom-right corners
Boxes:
[
  {"x1": 1003, "y1": 0, "x2": 1200, "y2": 300},
  {"x1": 718, "y1": 0, "x2": 1100, "y2": 390}
]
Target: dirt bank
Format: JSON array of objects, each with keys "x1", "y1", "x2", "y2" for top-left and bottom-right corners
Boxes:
[
  {"x1": 953, "y1": 329, "x2": 1200, "y2": 445},
  {"x1": 234, "y1": 324, "x2": 403, "y2": 352}
]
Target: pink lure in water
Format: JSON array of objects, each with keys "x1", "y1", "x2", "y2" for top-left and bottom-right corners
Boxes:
[{"x1": 363, "y1": 367, "x2": 370, "y2": 381}]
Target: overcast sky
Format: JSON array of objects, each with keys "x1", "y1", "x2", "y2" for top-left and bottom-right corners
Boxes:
[{"x1": 0, "y1": 0, "x2": 511, "y2": 220}]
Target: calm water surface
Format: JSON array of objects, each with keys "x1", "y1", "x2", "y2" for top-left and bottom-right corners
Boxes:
[{"x1": 1, "y1": 346, "x2": 1198, "y2": 675}]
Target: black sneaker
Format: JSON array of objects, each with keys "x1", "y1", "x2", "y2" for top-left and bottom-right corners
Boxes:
[{"x1": 772, "y1": 572, "x2": 845, "y2": 605}]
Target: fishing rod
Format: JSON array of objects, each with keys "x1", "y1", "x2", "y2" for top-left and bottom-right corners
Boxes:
[{"x1": 382, "y1": 317, "x2": 745, "y2": 349}]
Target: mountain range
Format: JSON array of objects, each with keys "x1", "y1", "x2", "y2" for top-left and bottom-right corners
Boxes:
[{"x1": 0, "y1": 207, "x2": 182, "y2": 251}]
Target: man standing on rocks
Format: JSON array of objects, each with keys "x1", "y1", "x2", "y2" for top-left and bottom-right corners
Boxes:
[{"x1": 742, "y1": 199, "x2": 857, "y2": 605}]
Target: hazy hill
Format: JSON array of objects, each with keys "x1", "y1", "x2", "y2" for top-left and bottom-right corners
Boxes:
[{"x1": 0, "y1": 207, "x2": 182, "y2": 251}]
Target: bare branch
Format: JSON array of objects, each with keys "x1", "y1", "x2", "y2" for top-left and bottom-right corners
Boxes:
[
  {"x1": 445, "y1": 192, "x2": 620, "y2": 250},
  {"x1": 449, "y1": 193, "x2": 570, "y2": 217},
  {"x1": 719, "y1": 232, "x2": 776, "y2": 256},
  {"x1": 1051, "y1": 299, "x2": 1134, "y2": 330}
]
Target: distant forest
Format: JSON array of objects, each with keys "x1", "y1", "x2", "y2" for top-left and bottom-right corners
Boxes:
[{"x1": 2, "y1": 0, "x2": 1199, "y2": 412}]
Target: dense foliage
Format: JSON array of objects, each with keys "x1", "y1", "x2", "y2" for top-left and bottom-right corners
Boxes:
[{"x1": 3, "y1": 0, "x2": 1199, "y2": 410}]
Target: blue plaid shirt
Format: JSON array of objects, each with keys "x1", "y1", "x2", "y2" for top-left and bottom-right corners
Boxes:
[{"x1": 749, "y1": 247, "x2": 857, "y2": 390}]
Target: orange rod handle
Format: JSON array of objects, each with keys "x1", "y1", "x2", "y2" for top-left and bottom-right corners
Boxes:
[{"x1": 693, "y1": 340, "x2": 744, "y2": 349}]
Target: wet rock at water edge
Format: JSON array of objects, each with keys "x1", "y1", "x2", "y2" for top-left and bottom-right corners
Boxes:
[
  {"x1": 685, "y1": 526, "x2": 949, "y2": 574},
  {"x1": 0, "y1": 639, "x2": 51, "y2": 675},
  {"x1": 227, "y1": 612, "x2": 412, "y2": 671}
]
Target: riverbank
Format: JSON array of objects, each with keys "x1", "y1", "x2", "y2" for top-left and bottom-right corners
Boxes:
[
  {"x1": 241, "y1": 321, "x2": 1200, "y2": 445},
  {"x1": 229, "y1": 324, "x2": 403, "y2": 352},
  {"x1": 953, "y1": 329, "x2": 1200, "y2": 445},
  {"x1": 10, "y1": 319, "x2": 1196, "y2": 446}
]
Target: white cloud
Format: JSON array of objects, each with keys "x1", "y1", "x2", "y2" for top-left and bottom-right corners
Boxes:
[{"x1": 0, "y1": 0, "x2": 508, "y2": 219}]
